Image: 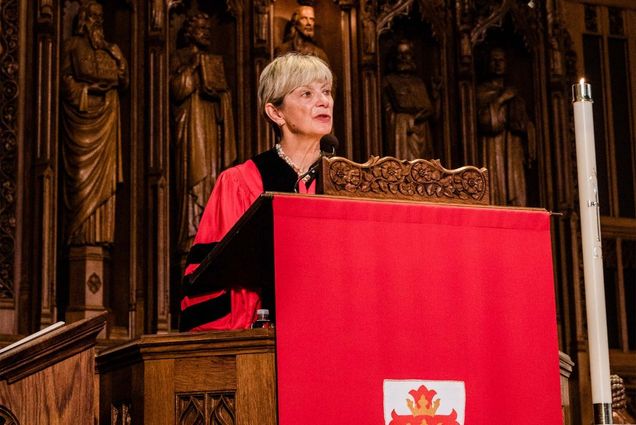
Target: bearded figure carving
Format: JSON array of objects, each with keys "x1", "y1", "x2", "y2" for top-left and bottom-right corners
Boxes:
[
  {"x1": 61, "y1": 0, "x2": 128, "y2": 245},
  {"x1": 382, "y1": 39, "x2": 437, "y2": 160},
  {"x1": 274, "y1": 4, "x2": 329, "y2": 64}
]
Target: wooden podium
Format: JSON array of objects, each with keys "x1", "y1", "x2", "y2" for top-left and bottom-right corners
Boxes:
[
  {"x1": 100, "y1": 193, "x2": 564, "y2": 425},
  {"x1": 185, "y1": 193, "x2": 564, "y2": 424},
  {"x1": 0, "y1": 313, "x2": 106, "y2": 424}
]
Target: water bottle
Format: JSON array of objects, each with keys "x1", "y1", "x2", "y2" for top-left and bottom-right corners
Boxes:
[{"x1": 252, "y1": 309, "x2": 273, "y2": 329}]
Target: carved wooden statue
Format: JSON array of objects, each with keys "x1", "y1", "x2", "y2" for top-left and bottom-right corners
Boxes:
[
  {"x1": 170, "y1": 13, "x2": 236, "y2": 253},
  {"x1": 274, "y1": 4, "x2": 329, "y2": 65},
  {"x1": 477, "y1": 47, "x2": 536, "y2": 206},
  {"x1": 60, "y1": 0, "x2": 128, "y2": 245},
  {"x1": 382, "y1": 39, "x2": 437, "y2": 161}
]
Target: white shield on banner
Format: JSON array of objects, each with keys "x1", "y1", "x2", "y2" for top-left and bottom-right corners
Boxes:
[{"x1": 383, "y1": 379, "x2": 466, "y2": 425}]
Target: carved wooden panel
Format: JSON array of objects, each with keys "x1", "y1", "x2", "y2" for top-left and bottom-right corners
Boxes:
[
  {"x1": 111, "y1": 402, "x2": 131, "y2": 425},
  {"x1": 322, "y1": 156, "x2": 489, "y2": 205},
  {"x1": 177, "y1": 392, "x2": 235, "y2": 425},
  {"x1": 0, "y1": 0, "x2": 18, "y2": 302}
]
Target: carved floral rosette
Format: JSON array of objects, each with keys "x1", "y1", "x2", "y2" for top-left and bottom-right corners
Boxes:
[{"x1": 322, "y1": 156, "x2": 489, "y2": 205}]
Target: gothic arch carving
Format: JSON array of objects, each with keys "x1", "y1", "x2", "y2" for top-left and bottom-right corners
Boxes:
[
  {"x1": 470, "y1": 0, "x2": 514, "y2": 46},
  {"x1": 376, "y1": 0, "x2": 412, "y2": 37}
]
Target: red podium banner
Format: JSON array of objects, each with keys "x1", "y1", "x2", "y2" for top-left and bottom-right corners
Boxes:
[{"x1": 272, "y1": 195, "x2": 561, "y2": 425}]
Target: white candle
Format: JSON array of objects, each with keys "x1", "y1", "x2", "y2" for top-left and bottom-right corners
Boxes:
[{"x1": 572, "y1": 78, "x2": 612, "y2": 424}]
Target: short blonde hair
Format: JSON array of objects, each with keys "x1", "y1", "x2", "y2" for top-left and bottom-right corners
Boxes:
[{"x1": 258, "y1": 53, "x2": 333, "y2": 121}]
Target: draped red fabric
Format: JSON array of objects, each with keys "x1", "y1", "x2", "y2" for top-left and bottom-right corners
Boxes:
[{"x1": 272, "y1": 195, "x2": 561, "y2": 424}]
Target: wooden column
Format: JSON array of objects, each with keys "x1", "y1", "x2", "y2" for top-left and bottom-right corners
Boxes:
[{"x1": 32, "y1": 0, "x2": 60, "y2": 331}]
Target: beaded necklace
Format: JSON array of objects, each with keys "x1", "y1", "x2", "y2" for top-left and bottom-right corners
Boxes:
[
  {"x1": 275, "y1": 143, "x2": 318, "y2": 183},
  {"x1": 275, "y1": 143, "x2": 302, "y2": 175}
]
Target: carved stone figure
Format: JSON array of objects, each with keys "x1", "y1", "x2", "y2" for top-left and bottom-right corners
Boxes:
[
  {"x1": 274, "y1": 4, "x2": 329, "y2": 64},
  {"x1": 61, "y1": 0, "x2": 128, "y2": 245},
  {"x1": 382, "y1": 39, "x2": 436, "y2": 160},
  {"x1": 170, "y1": 13, "x2": 236, "y2": 252},
  {"x1": 477, "y1": 47, "x2": 536, "y2": 206}
]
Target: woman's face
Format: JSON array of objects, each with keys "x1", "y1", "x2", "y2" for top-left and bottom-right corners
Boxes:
[{"x1": 277, "y1": 80, "x2": 333, "y2": 141}]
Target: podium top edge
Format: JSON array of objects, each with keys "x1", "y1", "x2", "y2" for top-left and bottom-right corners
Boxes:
[{"x1": 261, "y1": 192, "x2": 549, "y2": 213}]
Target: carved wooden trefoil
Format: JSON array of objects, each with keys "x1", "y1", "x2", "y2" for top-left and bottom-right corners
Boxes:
[{"x1": 322, "y1": 156, "x2": 489, "y2": 205}]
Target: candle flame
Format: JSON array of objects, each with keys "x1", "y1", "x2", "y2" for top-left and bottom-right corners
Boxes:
[{"x1": 580, "y1": 78, "x2": 586, "y2": 84}]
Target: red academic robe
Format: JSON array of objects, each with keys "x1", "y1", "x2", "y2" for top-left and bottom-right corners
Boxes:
[{"x1": 181, "y1": 149, "x2": 316, "y2": 331}]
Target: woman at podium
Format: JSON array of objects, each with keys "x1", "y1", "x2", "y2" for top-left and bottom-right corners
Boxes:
[{"x1": 180, "y1": 53, "x2": 334, "y2": 331}]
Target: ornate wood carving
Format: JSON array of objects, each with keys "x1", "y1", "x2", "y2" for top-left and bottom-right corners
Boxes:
[
  {"x1": 150, "y1": 0, "x2": 166, "y2": 33},
  {"x1": 322, "y1": 156, "x2": 489, "y2": 205},
  {"x1": 253, "y1": 0, "x2": 273, "y2": 47},
  {"x1": 151, "y1": 0, "x2": 164, "y2": 33},
  {"x1": 359, "y1": 0, "x2": 415, "y2": 65},
  {"x1": 456, "y1": 0, "x2": 529, "y2": 68},
  {"x1": 456, "y1": 0, "x2": 475, "y2": 68},
  {"x1": 38, "y1": 0, "x2": 54, "y2": 24},
  {"x1": 469, "y1": 0, "x2": 514, "y2": 46},
  {"x1": 151, "y1": 0, "x2": 184, "y2": 34},
  {"x1": 111, "y1": 402, "x2": 131, "y2": 425},
  {"x1": 0, "y1": 0, "x2": 18, "y2": 302},
  {"x1": 177, "y1": 392, "x2": 236, "y2": 425},
  {"x1": 0, "y1": 405, "x2": 19, "y2": 425},
  {"x1": 376, "y1": 0, "x2": 412, "y2": 36},
  {"x1": 360, "y1": 0, "x2": 378, "y2": 59}
]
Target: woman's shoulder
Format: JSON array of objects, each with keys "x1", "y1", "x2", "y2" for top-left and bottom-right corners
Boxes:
[{"x1": 217, "y1": 159, "x2": 263, "y2": 196}]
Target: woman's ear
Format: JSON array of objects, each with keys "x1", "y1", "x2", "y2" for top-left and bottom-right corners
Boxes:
[{"x1": 265, "y1": 103, "x2": 285, "y2": 127}]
